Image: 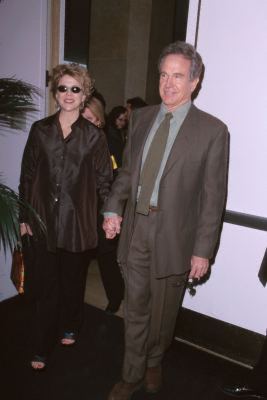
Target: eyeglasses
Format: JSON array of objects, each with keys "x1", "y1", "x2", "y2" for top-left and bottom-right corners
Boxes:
[{"x1": 57, "y1": 85, "x2": 82, "y2": 94}]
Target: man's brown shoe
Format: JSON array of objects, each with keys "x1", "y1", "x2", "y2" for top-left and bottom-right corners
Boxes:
[
  {"x1": 107, "y1": 380, "x2": 143, "y2": 400},
  {"x1": 144, "y1": 365, "x2": 162, "y2": 393}
]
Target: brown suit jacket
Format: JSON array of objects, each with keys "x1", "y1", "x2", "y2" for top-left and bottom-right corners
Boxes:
[{"x1": 104, "y1": 104, "x2": 229, "y2": 278}]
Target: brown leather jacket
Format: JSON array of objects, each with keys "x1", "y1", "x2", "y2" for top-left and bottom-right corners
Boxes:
[{"x1": 19, "y1": 112, "x2": 112, "y2": 252}]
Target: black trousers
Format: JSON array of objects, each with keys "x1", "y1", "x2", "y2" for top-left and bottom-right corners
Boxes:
[
  {"x1": 22, "y1": 238, "x2": 91, "y2": 357},
  {"x1": 96, "y1": 214, "x2": 124, "y2": 309}
]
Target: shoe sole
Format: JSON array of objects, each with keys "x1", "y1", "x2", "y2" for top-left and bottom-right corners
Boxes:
[{"x1": 222, "y1": 389, "x2": 267, "y2": 399}]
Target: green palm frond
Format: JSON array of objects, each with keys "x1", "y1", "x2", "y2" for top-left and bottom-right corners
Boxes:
[
  {"x1": 0, "y1": 182, "x2": 46, "y2": 254},
  {"x1": 0, "y1": 78, "x2": 42, "y2": 132},
  {"x1": 0, "y1": 77, "x2": 45, "y2": 254}
]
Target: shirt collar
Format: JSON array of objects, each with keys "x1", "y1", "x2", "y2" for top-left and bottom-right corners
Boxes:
[{"x1": 160, "y1": 101, "x2": 191, "y2": 123}]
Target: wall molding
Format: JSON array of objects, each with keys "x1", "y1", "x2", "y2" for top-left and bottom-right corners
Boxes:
[{"x1": 175, "y1": 307, "x2": 264, "y2": 366}]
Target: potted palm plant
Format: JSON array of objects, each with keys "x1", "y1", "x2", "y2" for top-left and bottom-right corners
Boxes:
[{"x1": 0, "y1": 77, "x2": 45, "y2": 254}]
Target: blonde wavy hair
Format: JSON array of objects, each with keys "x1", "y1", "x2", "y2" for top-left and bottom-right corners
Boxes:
[
  {"x1": 83, "y1": 96, "x2": 106, "y2": 128},
  {"x1": 50, "y1": 63, "x2": 94, "y2": 99}
]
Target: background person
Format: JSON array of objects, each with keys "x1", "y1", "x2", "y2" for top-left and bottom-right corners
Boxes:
[
  {"x1": 126, "y1": 96, "x2": 147, "y2": 120},
  {"x1": 82, "y1": 96, "x2": 105, "y2": 128},
  {"x1": 82, "y1": 99, "x2": 124, "y2": 314},
  {"x1": 103, "y1": 41, "x2": 229, "y2": 400},
  {"x1": 106, "y1": 106, "x2": 128, "y2": 167},
  {"x1": 19, "y1": 63, "x2": 112, "y2": 370}
]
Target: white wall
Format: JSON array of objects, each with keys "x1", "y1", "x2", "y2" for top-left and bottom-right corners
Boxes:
[
  {"x1": 184, "y1": 0, "x2": 267, "y2": 334},
  {"x1": 0, "y1": 0, "x2": 48, "y2": 300}
]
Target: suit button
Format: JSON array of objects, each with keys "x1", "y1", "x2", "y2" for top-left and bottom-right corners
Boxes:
[{"x1": 54, "y1": 197, "x2": 59, "y2": 202}]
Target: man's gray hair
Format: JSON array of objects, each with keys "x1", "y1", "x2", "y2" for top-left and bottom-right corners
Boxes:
[{"x1": 158, "y1": 41, "x2": 203, "y2": 81}]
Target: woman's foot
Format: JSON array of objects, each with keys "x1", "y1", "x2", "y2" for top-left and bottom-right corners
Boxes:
[
  {"x1": 60, "y1": 332, "x2": 76, "y2": 346},
  {"x1": 31, "y1": 355, "x2": 46, "y2": 371}
]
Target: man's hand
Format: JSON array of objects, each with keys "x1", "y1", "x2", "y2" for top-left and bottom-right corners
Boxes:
[
  {"x1": 20, "y1": 223, "x2": 33, "y2": 237},
  {"x1": 189, "y1": 255, "x2": 209, "y2": 280},
  {"x1": 103, "y1": 215, "x2": 122, "y2": 239}
]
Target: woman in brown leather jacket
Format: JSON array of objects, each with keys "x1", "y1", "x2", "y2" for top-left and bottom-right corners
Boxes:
[{"x1": 19, "y1": 63, "x2": 112, "y2": 370}]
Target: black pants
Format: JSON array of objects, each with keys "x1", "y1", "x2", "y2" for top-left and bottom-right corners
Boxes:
[
  {"x1": 22, "y1": 238, "x2": 91, "y2": 357},
  {"x1": 96, "y1": 214, "x2": 124, "y2": 310},
  {"x1": 97, "y1": 249, "x2": 124, "y2": 309}
]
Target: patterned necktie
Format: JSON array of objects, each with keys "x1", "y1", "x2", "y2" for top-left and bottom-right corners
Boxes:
[{"x1": 136, "y1": 112, "x2": 173, "y2": 215}]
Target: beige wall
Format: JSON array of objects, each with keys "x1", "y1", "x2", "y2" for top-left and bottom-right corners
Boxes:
[
  {"x1": 89, "y1": 0, "x2": 176, "y2": 111},
  {"x1": 124, "y1": 0, "x2": 152, "y2": 102},
  {"x1": 89, "y1": 0, "x2": 130, "y2": 112},
  {"x1": 145, "y1": 0, "x2": 176, "y2": 105}
]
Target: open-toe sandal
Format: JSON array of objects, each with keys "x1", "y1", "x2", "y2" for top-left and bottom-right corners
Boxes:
[
  {"x1": 61, "y1": 332, "x2": 76, "y2": 346},
  {"x1": 31, "y1": 355, "x2": 46, "y2": 371}
]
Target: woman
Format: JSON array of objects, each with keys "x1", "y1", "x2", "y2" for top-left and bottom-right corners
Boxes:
[
  {"x1": 82, "y1": 99, "x2": 124, "y2": 314},
  {"x1": 19, "y1": 63, "x2": 112, "y2": 370},
  {"x1": 82, "y1": 96, "x2": 105, "y2": 128},
  {"x1": 106, "y1": 106, "x2": 128, "y2": 169}
]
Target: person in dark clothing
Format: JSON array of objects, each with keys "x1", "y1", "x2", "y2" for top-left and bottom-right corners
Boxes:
[
  {"x1": 106, "y1": 106, "x2": 128, "y2": 168},
  {"x1": 82, "y1": 100, "x2": 125, "y2": 314},
  {"x1": 19, "y1": 63, "x2": 112, "y2": 370}
]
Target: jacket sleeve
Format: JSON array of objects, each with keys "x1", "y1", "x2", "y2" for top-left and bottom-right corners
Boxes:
[
  {"x1": 102, "y1": 114, "x2": 134, "y2": 216},
  {"x1": 18, "y1": 122, "x2": 40, "y2": 222},
  {"x1": 93, "y1": 130, "x2": 113, "y2": 204},
  {"x1": 192, "y1": 125, "x2": 230, "y2": 259}
]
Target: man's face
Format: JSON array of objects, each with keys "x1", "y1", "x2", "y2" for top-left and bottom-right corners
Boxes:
[{"x1": 159, "y1": 54, "x2": 199, "y2": 111}]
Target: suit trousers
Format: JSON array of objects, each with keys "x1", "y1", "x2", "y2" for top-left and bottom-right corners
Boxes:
[
  {"x1": 22, "y1": 238, "x2": 91, "y2": 357},
  {"x1": 122, "y1": 212, "x2": 188, "y2": 383}
]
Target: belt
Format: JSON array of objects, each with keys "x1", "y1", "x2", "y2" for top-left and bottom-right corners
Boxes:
[{"x1": 149, "y1": 205, "x2": 159, "y2": 212}]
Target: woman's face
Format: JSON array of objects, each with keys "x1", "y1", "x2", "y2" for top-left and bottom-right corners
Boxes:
[
  {"x1": 55, "y1": 75, "x2": 86, "y2": 113},
  {"x1": 82, "y1": 106, "x2": 101, "y2": 127},
  {"x1": 115, "y1": 112, "x2": 128, "y2": 129}
]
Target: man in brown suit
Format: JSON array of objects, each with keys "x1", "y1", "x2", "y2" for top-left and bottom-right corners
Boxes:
[{"x1": 103, "y1": 41, "x2": 229, "y2": 400}]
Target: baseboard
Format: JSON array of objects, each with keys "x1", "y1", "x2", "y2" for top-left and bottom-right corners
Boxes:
[{"x1": 175, "y1": 307, "x2": 265, "y2": 367}]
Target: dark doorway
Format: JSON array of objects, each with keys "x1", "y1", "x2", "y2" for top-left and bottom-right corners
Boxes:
[{"x1": 64, "y1": 0, "x2": 91, "y2": 66}]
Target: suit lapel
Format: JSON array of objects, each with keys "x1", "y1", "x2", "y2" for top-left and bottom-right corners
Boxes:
[{"x1": 161, "y1": 104, "x2": 198, "y2": 179}]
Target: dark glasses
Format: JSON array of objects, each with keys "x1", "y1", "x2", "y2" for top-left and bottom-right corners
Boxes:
[{"x1": 57, "y1": 85, "x2": 82, "y2": 94}]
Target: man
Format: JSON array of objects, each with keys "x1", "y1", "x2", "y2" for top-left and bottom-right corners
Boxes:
[{"x1": 103, "y1": 41, "x2": 229, "y2": 400}]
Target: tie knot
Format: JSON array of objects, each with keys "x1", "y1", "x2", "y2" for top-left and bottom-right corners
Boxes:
[{"x1": 165, "y1": 112, "x2": 173, "y2": 121}]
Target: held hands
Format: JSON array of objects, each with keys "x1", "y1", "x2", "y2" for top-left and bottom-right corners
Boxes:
[
  {"x1": 103, "y1": 215, "x2": 122, "y2": 239},
  {"x1": 20, "y1": 223, "x2": 33, "y2": 237},
  {"x1": 189, "y1": 255, "x2": 209, "y2": 280}
]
